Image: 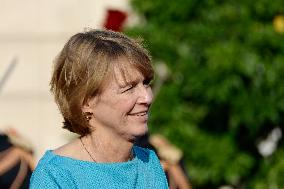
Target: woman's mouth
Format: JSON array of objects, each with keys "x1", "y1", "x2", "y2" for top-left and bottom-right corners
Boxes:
[{"x1": 128, "y1": 111, "x2": 148, "y2": 116}]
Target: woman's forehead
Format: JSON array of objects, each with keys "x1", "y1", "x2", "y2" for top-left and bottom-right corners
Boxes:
[
  {"x1": 112, "y1": 65, "x2": 143, "y2": 86},
  {"x1": 97, "y1": 66, "x2": 141, "y2": 94},
  {"x1": 98, "y1": 56, "x2": 152, "y2": 91}
]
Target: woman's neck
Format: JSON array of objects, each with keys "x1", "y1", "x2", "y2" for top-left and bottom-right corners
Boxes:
[{"x1": 84, "y1": 129, "x2": 134, "y2": 163}]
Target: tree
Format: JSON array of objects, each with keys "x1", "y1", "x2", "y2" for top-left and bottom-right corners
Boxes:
[{"x1": 126, "y1": 0, "x2": 284, "y2": 188}]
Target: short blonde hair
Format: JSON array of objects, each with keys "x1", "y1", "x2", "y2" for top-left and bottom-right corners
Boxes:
[{"x1": 50, "y1": 29, "x2": 154, "y2": 136}]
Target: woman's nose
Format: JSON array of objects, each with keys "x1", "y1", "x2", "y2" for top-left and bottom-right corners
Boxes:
[{"x1": 137, "y1": 85, "x2": 153, "y2": 105}]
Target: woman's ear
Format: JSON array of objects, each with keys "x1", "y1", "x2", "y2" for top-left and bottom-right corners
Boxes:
[
  {"x1": 82, "y1": 96, "x2": 96, "y2": 113},
  {"x1": 82, "y1": 97, "x2": 97, "y2": 121}
]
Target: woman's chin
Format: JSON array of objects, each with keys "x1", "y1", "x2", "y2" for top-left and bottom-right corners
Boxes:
[{"x1": 130, "y1": 124, "x2": 148, "y2": 138}]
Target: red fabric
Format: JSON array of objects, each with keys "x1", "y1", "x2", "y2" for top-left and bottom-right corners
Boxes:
[{"x1": 104, "y1": 9, "x2": 127, "y2": 32}]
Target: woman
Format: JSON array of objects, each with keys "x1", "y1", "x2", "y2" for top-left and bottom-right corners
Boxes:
[{"x1": 30, "y1": 29, "x2": 168, "y2": 188}]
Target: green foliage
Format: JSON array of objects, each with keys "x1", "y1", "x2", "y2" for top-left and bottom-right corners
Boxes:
[
  {"x1": 249, "y1": 150, "x2": 284, "y2": 188},
  {"x1": 126, "y1": 0, "x2": 284, "y2": 188}
]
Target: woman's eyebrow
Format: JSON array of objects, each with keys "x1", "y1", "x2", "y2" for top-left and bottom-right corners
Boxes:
[
  {"x1": 119, "y1": 81, "x2": 136, "y2": 88},
  {"x1": 120, "y1": 76, "x2": 142, "y2": 86}
]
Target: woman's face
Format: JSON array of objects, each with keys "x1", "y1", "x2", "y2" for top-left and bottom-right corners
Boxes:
[{"x1": 85, "y1": 62, "x2": 153, "y2": 141}]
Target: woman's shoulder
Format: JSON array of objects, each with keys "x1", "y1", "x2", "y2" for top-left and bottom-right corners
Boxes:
[
  {"x1": 53, "y1": 139, "x2": 83, "y2": 159},
  {"x1": 33, "y1": 150, "x2": 65, "y2": 174},
  {"x1": 133, "y1": 146, "x2": 159, "y2": 163},
  {"x1": 34, "y1": 139, "x2": 81, "y2": 171},
  {"x1": 31, "y1": 142, "x2": 82, "y2": 186},
  {"x1": 30, "y1": 150, "x2": 78, "y2": 189}
]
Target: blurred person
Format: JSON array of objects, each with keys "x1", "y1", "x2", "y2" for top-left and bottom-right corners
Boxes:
[
  {"x1": 0, "y1": 129, "x2": 35, "y2": 189},
  {"x1": 136, "y1": 134, "x2": 192, "y2": 189},
  {"x1": 30, "y1": 29, "x2": 168, "y2": 188}
]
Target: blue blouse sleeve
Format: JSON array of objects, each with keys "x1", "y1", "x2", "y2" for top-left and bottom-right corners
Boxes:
[
  {"x1": 149, "y1": 150, "x2": 169, "y2": 188},
  {"x1": 30, "y1": 164, "x2": 75, "y2": 189}
]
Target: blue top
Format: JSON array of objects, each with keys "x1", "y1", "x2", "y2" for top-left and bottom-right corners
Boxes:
[{"x1": 30, "y1": 146, "x2": 168, "y2": 189}]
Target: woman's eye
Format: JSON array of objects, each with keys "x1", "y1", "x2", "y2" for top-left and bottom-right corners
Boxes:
[
  {"x1": 143, "y1": 79, "x2": 153, "y2": 87},
  {"x1": 122, "y1": 85, "x2": 133, "y2": 93}
]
